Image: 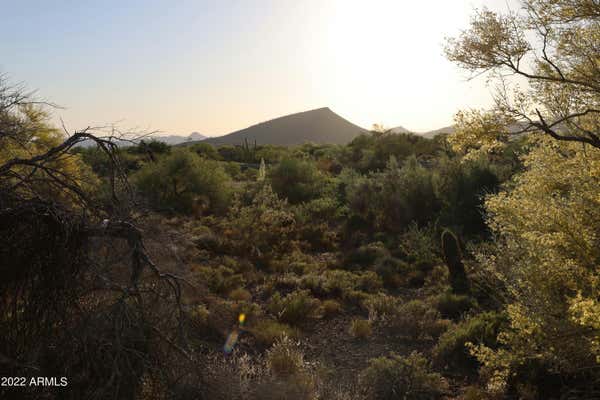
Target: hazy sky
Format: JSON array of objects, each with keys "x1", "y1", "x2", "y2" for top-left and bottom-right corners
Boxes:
[{"x1": 1, "y1": 0, "x2": 520, "y2": 136}]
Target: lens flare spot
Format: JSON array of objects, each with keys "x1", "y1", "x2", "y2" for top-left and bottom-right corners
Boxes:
[{"x1": 223, "y1": 330, "x2": 240, "y2": 354}]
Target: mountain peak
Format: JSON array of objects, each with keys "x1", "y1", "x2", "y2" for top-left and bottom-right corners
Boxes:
[{"x1": 201, "y1": 107, "x2": 367, "y2": 146}]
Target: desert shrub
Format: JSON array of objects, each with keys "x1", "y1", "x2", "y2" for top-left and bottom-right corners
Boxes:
[
  {"x1": 344, "y1": 242, "x2": 389, "y2": 268},
  {"x1": 192, "y1": 229, "x2": 221, "y2": 252},
  {"x1": 435, "y1": 157, "x2": 499, "y2": 237},
  {"x1": 423, "y1": 265, "x2": 450, "y2": 293},
  {"x1": 374, "y1": 256, "x2": 410, "y2": 288},
  {"x1": 132, "y1": 148, "x2": 232, "y2": 214},
  {"x1": 193, "y1": 265, "x2": 245, "y2": 295},
  {"x1": 433, "y1": 311, "x2": 507, "y2": 371},
  {"x1": 398, "y1": 224, "x2": 439, "y2": 266},
  {"x1": 220, "y1": 184, "x2": 298, "y2": 266},
  {"x1": 433, "y1": 292, "x2": 477, "y2": 319},
  {"x1": 251, "y1": 374, "x2": 316, "y2": 400},
  {"x1": 251, "y1": 320, "x2": 299, "y2": 346},
  {"x1": 461, "y1": 386, "x2": 493, "y2": 400},
  {"x1": 363, "y1": 293, "x2": 400, "y2": 319},
  {"x1": 359, "y1": 352, "x2": 448, "y2": 400},
  {"x1": 229, "y1": 287, "x2": 252, "y2": 302},
  {"x1": 267, "y1": 290, "x2": 321, "y2": 325},
  {"x1": 295, "y1": 196, "x2": 340, "y2": 223},
  {"x1": 347, "y1": 156, "x2": 441, "y2": 233},
  {"x1": 343, "y1": 290, "x2": 371, "y2": 307},
  {"x1": 294, "y1": 196, "x2": 341, "y2": 250},
  {"x1": 191, "y1": 142, "x2": 221, "y2": 160},
  {"x1": 267, "y1": 337, "x2": 305, "y2": 378},
  {"x1": 391, "y1": 300, "x2": 449, "y2": 340},
  {"x1": 270, "y1": 157, "x2": 325, "y2": 204},
  {"x1": 300, "y1": 270, "x2": 382, "y2": 299},
  {"x1": 187, "y1": 304, "x2": 212, "y2": 339},
  {"x1": 321, "y1": 300, "x2": 343, "y2": 318},
  {"x1": 222, "y1": 161, "x2": 242, "y2": 179},
  {"x1": 349, "y1": 319, "x2": 373, "y2": 339}
]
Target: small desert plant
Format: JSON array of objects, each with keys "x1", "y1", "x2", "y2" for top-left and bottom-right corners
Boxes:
[
  {"x1": 433, "y1": 292, "x2": 477, "y2": 319},
  {"x1": 390, "y1": 300, "x2": 449, "y2": 340},
  {"x1": 267, "y1": 290, "x2": 321, "y2": 325},
  {"x1": 433, "y1": 311, "x2": 506, "y2": 372},
  {"x1": 363, "y1": 293, "x2": 400, "y2": 319},
  {"x1": 321, "y1": 299, "x2": 343, "y2": 318},
  {"x1": 349, "y1": 318, "x2": 373, "y2": 339},
  {"x1": 251, "y1": 320, "x2": 300, "y2": 346},
  {"x1": 359, "y1": 352, "x2": 448, "y2": 400},
  {"x1": 194, "y1": 265, "x2": 245, "y2": 296},
  {"x1": 266, "y1": 337, "x2": 305, "y2": 378},
  {"x1": 374, "y1": 256, "x2": 408, "y2": 288},
  {"x1": 187, "y1": 304, "x2": 211, "y2": 339},
  {"x1": 229, "y1": 287, "x2": 252, "y2": 302}
]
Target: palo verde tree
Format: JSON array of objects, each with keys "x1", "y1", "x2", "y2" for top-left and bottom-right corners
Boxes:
[
  {"x1": 446, "y1": 2, "x2": 600, "y2": 396},
  {"x1": 446, "y1": 0, "x2": 600, "y2": 153}
]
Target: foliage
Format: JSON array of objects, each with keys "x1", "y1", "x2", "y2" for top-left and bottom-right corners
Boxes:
[
  {"x1": 359, "y1": 352, "x2": 448, "y2": 400},
  {"x1": 433, "y1": 311, "x2": 506, "y2": 372},
  {"x1": 251, "y1": 320, "x2": 299, "y2": 346},
  {"x1": 468, "y1": 138, "x2": 600, "y2": 393},
  {"x1": 269, "y1": 157, "x2": 326, "y2": 204},
  {"x1": 446, "y1": 1, "x2": 600, "y2": 151},
  {"x1": 390, "y1": 300, "x2": 449, "y2": 340},
  {"x1": 342, "y1": 131, "x2": 441, "y2": 173},
  {"x1": 433, "y1": 292, "x2": 477, "y2": 320},
  {"x1": 266, "y1": 336, "x2": 306, "y2": 378},
  {"x1": 132, "y1": 148, "x2": 232, "y2": 213},
  {"x1": 267, "y1": 290, "x2": 321, "y2": 325},
  {"x1": 435, "y1": 156, "x2": 500, "y2": 236},
  {"x1": 345, "y1": 156, "x2": 441, "y2": 232},
  {"x1": 218, "y1": 184, "x2": 298, "y2": 265},
  {"x1": 321, "y1": 299, "x2": 343, "y2": 317},
  {"x1": 349, "y1": 319, "x2": 373, "y2": 339}
]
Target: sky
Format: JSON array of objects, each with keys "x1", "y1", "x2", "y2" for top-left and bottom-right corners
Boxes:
[{"x1": 0, "y1": 0, "x2": 520, "y2": 136}]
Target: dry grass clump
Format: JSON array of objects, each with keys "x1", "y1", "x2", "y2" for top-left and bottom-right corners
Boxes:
[
  {"x1": 251, "y1": 320, "x2": 300, "y2": 346},
  {"x1": 267, "y1": 289, "x2": 321, "y2": 325},
  {"x1": 229, "y1": 287, "x2": 252, "y2": 302},
  {"x1": 321, "y1": 299, "x2": 343, "y2": 318},
  {"x1": 359, "y1": 352, "x2": 448, "y2": 400},
  {"x1": 349, "y1": 318, "x2": 373, "y2": 340}
]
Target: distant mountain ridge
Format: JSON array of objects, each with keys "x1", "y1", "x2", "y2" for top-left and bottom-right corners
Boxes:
[
  {"x1": 390, "y1": 125, "x2": 454, "y2": 138},
  {"x1": 199, "y1": 107, "x2": 368, "y2": 146},
  {"x1": 77, "y1": 132, "x2": 207, "y2": 147}
]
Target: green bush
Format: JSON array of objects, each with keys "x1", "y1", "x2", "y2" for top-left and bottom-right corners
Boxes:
[
  {"x1": 250, "y1": 320, "x2": 299, "y2": 346},
  {"x1": 433, "y1": 292, "x2": 477, "y2": 319},
  {"x1": 349, "y1": 319, "x2": 373, "y2": 339},
  {"x1": 359, "y1": 352, "x2": 448, "y2": 400},
  {"x1": 374, "y1": 256, "x2": 405, "y2": 288},
  {"x1": 228, "y1": 287, "x2": 252, "y2": 302},
  {"x1": 321, "y1": 299, "x2": 343, "y2": 318},
  {"x1": 267, "y1": 290, "x2": 320, "y2": 325},
  {"x1": 270, "y1": 158, "x2": 325, "y2": 204},
  {"x1": 300, "y1": 269, "x2": 382, "y2": 299},
  {"x1": 193, "y1": 265, "x2": 245, "y2": 296},
  {"x1": 363, "y1": 293, "x2": 400, "y2": 318},
  {"x1": 433, "y1": 311, "x2": 507, "y2": 371},
  {"x1": 132, "y1": 149, "x2": 232, "y2": 214},
  {"x1": 390, "y1": 300, "x2": 449, "y2": 340},
  {"x1": 344, "y1": 242, "x2": 389, "y2": 268}
]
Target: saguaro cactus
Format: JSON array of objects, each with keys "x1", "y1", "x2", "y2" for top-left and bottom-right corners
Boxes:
[{"x1": 441, "y1": 229, "x2": 470, "y2": 294}]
